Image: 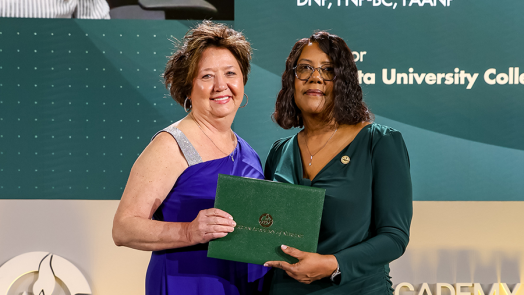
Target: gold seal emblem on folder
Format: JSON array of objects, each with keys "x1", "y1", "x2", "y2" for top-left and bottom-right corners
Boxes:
[{"x1": 259, "y1": 213, "x2": 273, "y2": 227}]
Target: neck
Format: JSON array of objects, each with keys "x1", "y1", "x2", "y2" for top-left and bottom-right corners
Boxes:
[
  {"x1": 302, "y1": 115, "x2": 337, "y2": 136},
  {"x1": 190, "y1": 111, "x2": 233, "y2": 135}
]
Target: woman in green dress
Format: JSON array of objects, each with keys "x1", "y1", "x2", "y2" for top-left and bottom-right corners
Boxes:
[{"x1": 263, "y1": 31, "x2": 412, "y2": 294}]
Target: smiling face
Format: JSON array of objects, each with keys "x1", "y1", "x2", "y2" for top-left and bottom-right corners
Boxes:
[
  {"x1": 190, "y1": 46, "x2": 244, "y2": 119},
  {"x1": 294, "y1": 42, "x2": 334, "y2": 117}
]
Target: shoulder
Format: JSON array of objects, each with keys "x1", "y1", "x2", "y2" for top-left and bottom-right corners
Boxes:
[
  {"x1": 268, "y1": 135, "x2": 295, "y2": 157},
  {"x1": 265, "y1": 134, "x2": 296, "y2": 166},
  {"x1": 365, "y1": 122, "x2": 402, "y2": 137},
  {"x1": 147, "y1": 125, "x2": 187, "y2": 168},
  {"x1": 147, "y1": 131, "x2": 184, "y2": 163},
  {"x1": 364, "y1": 123, "x2": 409, "y2": 164},
  {"x1": 269, "y1": 135, "x2": 295, "y2": 153},
  {"x1": 364, "y1": 123, "x2": 405, "y2": 150},
  {"x1": 264, "y1": 134, "x2": 296, "y2": 178},
  {"x1": 150, "y1": 121, "x2": 183, "y2": 141},
  {"x1": 151, "y1": 125, "x2": 180, "y2": 150},
  {"x1": 151, "y1": 130, "x2": 179, "y2": 147}
]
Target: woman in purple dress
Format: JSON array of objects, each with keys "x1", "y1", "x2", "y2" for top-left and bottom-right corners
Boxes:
[{"x1": 112, "y1": 21, "x2": 268, "y2": 295}]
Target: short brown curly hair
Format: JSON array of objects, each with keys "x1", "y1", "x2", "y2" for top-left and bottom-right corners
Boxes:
[
  {"x1": 273, "y1": 31, "x2": 373, "y2": 129},
  {"x1": 164, "y1": 21, "x2": 252, "y2": 108}
]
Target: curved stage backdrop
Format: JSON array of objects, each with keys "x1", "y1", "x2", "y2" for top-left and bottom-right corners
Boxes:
[{"x1": 0, "y1": 1, "x2": 523, "y2": 294}]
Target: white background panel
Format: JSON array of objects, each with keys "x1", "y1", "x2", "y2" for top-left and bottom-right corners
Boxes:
[{"x1": 1, "y1": 200, "x2": 522, "y2": 294}]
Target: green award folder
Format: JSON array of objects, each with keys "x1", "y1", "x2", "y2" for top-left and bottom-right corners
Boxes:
[{"x1": 207, "y1": 174, "x2": 325, "y2": 265}]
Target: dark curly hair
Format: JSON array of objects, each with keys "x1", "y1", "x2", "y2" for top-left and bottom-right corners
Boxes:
[
  {"x1": 164, "y1": 20, "x2": 252, "y2": 108},
  {"x1": 273, "y1": 31, "x2": 373, "y2": 129}
]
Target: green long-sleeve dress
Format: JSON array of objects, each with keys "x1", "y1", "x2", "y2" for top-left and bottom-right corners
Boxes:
[{"x1": 264, "y1": 123, "x2": 412, "y2": 295}]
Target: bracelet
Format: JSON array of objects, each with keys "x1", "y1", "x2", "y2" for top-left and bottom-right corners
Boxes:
[{"x1": 330, "y1": 265, "x2": 341, "y2": 282}]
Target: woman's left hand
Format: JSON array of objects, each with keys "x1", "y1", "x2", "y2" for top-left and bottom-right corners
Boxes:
[{"x1": 264, "y1": 245, "x2": 338, "y2": 284}]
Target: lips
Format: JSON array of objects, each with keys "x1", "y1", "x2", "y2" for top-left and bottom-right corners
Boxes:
[
  {"x1": 305, "y1": 89, "x2": 325, "y2": 95},
  {"x1": 210, "y1": 95, "x2": 232, "y2": 104},
  {"x1": 211, "y1": 95, "x2": 231, "y2": 101}
]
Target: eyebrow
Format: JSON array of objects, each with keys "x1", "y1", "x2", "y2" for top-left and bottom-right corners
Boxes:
[
  {"x1": 297, "y1": 58, "x2": 333, "y2": 65},
  {"x1": 200, "y1": 65, "x2": 236, "y2": 72}
]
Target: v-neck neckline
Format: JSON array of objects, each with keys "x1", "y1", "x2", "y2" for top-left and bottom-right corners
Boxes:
[{"x1": 294, "y1": 123, "x2": 372, "y2": 184}]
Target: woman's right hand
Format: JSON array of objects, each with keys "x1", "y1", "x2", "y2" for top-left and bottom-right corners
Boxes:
[{"x1": 186, "y1": 208, "x2": 236, "y2": 244}]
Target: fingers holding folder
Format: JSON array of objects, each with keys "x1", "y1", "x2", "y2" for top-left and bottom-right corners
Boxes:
[
  {"x1": 264, "y1": 245, "x2": 338, "y2": 285},
  {"x1": 187, "y1": 208, "x2": 236, "y2": 244}
]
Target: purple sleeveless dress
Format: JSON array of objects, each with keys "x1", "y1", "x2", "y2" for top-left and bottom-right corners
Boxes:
[{"x1": 145, "y1": 127, "x2": 269, "y2": 295}]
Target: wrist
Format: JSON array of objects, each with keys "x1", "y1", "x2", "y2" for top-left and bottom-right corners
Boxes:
[
  {"x1": 323, "y1": 255, "x2": 338, "y2": 277},
  {"x1": 327, "y1": 255, "x2": 340, "y2": 283},
  {"x1": 330, "y1": 265, "x2": 341, "y2": 282},
  {"x1": 182, "y1": 222, "x2": 194, "y2": 244}
]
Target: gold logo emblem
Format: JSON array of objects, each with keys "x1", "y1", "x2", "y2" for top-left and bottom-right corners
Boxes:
[
  {"x1": 341, "y1": 155, "x2": 350, "y2": 164},
  {"x1": 259, "y1": 213, "x2": 273, "y2": 228}
]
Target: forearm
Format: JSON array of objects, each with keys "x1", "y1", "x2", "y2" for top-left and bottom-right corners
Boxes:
[
  {"x1": 335, "y1": 230, "x2": 408, "y2": 283},
  {"x1": 112, "y1": 216, "x2": 196, "y2": 251}
]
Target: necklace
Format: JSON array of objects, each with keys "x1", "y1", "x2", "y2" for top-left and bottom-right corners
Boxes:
[
  {"x1": 192, "y1": 113, "x2": 235, "y2": 162},
  {"x1": 304, "y1": 126, "x2": 338, "y2": 166}
]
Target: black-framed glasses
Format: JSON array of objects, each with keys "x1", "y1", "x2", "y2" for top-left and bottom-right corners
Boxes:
[{"x1": 294, "y1": 64, "x2": 336, "y2": 81}]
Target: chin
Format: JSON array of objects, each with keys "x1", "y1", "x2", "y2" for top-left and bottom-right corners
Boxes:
[
  {"x1": 212, "y1": 107, "x2": 237, "y2": 118},
  {"x1": 302, "y1": 103, "x2": 328, "y2": 114}
]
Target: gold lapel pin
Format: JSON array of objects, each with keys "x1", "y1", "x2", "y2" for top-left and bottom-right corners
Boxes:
[{"x1": 341, "y1": 155, "x2": 350, "y2": 164}]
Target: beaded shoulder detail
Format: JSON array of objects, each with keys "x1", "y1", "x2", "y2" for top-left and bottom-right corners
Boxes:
[{"x1": 151, "y1": 125, "x2": 203, "y2": 167}]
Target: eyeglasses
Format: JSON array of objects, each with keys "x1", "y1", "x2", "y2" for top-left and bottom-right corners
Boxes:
[{"x1": 294, "y1": 64, "x2": 336, "y2": 81}]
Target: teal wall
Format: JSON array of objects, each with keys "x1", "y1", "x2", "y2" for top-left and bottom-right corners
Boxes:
[
  {"x1": 1, "y1": 1, "x2": 523, "y2": 200},
  {"x1": 0, "y1": 19, "x2": 190, "y2": 199}
]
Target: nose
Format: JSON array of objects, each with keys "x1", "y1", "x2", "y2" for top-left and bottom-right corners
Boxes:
[
  {"x1": 214, "y1": 74, "x2": 228, "y2": 92},
  {"x1": 308, "y1": 68, "x2": 322, "y2": 84}
]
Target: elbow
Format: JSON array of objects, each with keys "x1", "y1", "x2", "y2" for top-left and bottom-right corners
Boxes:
[
  {"x1": 394, "y1": 227, "x2": 410, "y2": 255},
  {"x1": 112, "y1": 219, "x2": 126, "y2": 247},
  {"x1": 400, "y1": 235, "x2": 410, "y2": 255},
  {"x1": 380, "y1": 227, "x2": 410, "y2": 256},
  {"x1": 112, "y1": 232, "x2": 124, "y2": 247}
]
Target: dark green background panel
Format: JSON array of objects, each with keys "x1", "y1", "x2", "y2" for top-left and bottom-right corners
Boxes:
[
  {"x1": 236, "y1": 0, "x2": 524, "y2": 151},
  {"x1": 234, "y1": 0, "x2": 524, "y2": 201},
  {"x1": 1, "y1": 1, "x2": 524, "y2": 201},
  {"x1": 0, "y1": 19, "x2": 189, "y2": 199}
]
